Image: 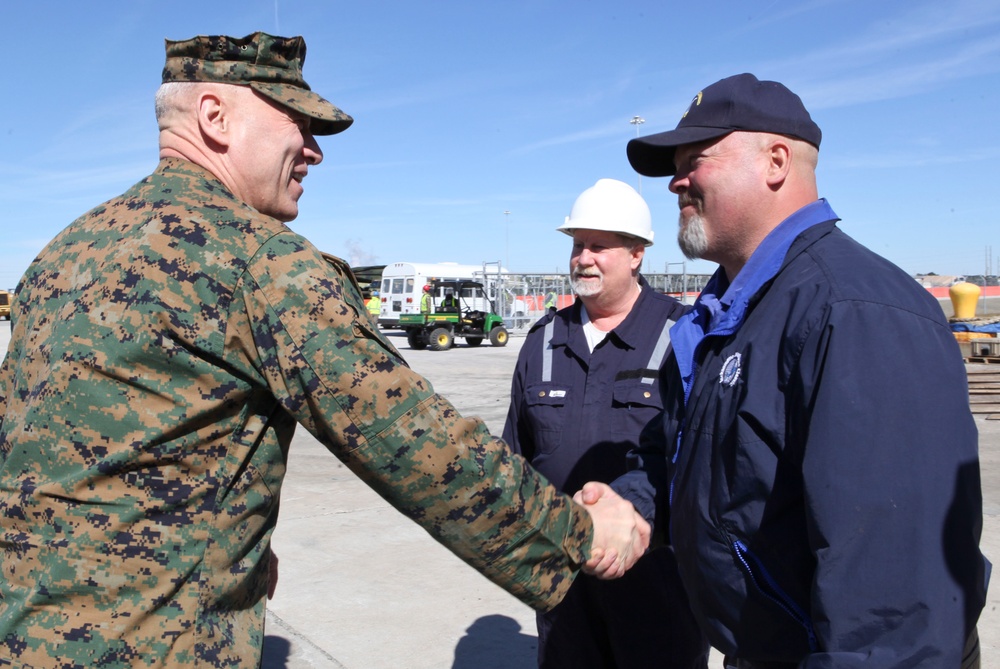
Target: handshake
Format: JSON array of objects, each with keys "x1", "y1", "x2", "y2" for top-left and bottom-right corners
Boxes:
[{"x1": 574, "y1": 482, "x2": 651, "y2": 580}]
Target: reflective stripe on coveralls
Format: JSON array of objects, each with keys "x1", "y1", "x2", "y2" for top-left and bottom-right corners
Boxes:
[{"x1": 540, "y1": 317, "x2": 676, "y2": 383}]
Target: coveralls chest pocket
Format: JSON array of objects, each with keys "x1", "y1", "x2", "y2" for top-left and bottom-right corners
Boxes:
[
  {"x1": 611, "y1": 379, "x2": 664, "y2": 435},
  {"x1": 524, "y1": 382, "x2": 571, "y2": 456}
]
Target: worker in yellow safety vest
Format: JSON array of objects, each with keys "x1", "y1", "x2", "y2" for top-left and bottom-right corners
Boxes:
[
  {"x1": 544, "y1": 290, "x2": 558, "y2": 313},
  {"x1": 420, "y1": 284, "x2": 432, "y2": 314},
  {"x1": 439, "y1": 290, "x2": 459, "y2": 313}
]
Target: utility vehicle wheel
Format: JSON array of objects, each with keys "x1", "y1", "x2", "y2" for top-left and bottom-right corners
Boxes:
[
  {"x1": 406, "y1": 329, "x2": 427, "y2": 350},
  {"x1": 465, "y1": 336, "x2": 483, "y2": 347},
  {"x1": 489, "y1": 327, "x2": 509, "y2": 347},
  {"x1": 429, "y1": 327, "x2": 454, "y2": 351}
]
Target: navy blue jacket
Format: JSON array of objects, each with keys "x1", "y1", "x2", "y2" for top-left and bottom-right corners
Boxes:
[
  {"x1": 503, "y1": 278, "x2": 687, "y2": 494},
  {"x1": 615, "y1": 221, "x2": 989, "y2": 666}
]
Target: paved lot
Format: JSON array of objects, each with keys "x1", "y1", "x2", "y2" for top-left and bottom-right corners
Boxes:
[{"x1": 1, "y1": 325, "x2": 997, "y2": 667}]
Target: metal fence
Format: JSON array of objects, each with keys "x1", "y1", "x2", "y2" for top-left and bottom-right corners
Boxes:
[{"x1": 495, "y1": 272, "x2": 712, "y2": 331}]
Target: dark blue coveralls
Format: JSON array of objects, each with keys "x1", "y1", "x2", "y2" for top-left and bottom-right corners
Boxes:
[{"x1": 503, "y1": 277, "x2": 708, "y2": 668}]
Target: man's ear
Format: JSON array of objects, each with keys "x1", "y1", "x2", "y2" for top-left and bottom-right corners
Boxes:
[
  {"x1": 630, "y1": 244, "x2": 645, "y2": 272},
  {"x1": 765, "y1": 138, "x2": 792, "y2": 188},
  {"x1": 196, "y1": 91, "x2": 229, "y2": 149}
]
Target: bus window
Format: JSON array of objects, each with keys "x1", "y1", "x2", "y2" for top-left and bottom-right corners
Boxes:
[{"x1": 461, "y1": 285, "x2": 484, "y2": 299}]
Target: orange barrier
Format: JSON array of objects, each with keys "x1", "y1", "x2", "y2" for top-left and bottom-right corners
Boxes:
[
  {"x1": 516, "y1": 292, "x2": 703, "y2": 312},
  {"x1": 926, "y1": 285, "x2": 1000, "y2": 298},
  {"x1": 517, "y1": 287, "x2": 995, "y2": 308}
]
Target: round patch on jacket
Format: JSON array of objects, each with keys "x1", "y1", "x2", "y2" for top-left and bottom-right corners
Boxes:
[{"x1": 719, "y1": 352, "x2": 742, "y2": 387}]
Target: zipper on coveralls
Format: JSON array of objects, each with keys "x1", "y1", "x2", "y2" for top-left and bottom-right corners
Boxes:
[{"x1": 732, "y1": 539, "x2": 818, "y2": 651}]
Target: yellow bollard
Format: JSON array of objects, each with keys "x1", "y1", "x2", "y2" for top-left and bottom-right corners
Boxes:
[{"x1": 949, "y1": 281, "x2": 981, "y2": 320}]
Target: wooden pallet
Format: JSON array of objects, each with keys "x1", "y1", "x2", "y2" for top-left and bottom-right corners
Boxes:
[
  {"x1": 966, "y1": 356, "x2": 1000, "y2": 364},
  {"x1": 967, "y1": 362, "x2": 1000, "y2": 414}
]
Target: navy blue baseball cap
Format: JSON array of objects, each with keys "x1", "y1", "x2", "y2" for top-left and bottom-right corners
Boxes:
[{"x1": 627, "y1": 73, "x2": 821, "y2": 177}]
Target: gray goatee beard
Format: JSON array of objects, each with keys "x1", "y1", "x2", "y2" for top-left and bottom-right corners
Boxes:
[
  {"x1": 571, "y1": 271, "x2": 603, "y2": 297},
  {"x1": 678, "y1": 212, "x2": 708, "y2": 260}
]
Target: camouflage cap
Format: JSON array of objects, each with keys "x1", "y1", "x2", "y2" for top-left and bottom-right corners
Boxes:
[{"x1": 162, "y1": 32, "x2": 353, "y2": 136}]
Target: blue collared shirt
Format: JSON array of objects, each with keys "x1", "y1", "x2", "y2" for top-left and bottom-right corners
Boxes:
[{"x1": 671, "y1": 199, "x2": 840, "y2": 404}]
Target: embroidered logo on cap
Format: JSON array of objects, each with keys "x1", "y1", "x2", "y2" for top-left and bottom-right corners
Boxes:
[{"x1": 681, "y1": 91, "x2": 704, "y2": 119}]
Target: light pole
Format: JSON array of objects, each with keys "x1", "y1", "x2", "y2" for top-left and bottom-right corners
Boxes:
[
  {"x1": 504, "y1": 210, "x2": 510, "y2": 271},
  {"x1": 630, "y1": 116, "x2": 645, "y2": 194}
]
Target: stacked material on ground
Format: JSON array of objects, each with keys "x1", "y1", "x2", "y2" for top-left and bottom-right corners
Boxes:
[{"x1": 968, "y1": 364, "x2": 1000, "y2": 419}]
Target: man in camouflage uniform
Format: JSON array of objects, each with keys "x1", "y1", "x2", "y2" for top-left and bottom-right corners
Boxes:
[{"x1": 0, "y1": 32, "x2": 648, "y2": 668}]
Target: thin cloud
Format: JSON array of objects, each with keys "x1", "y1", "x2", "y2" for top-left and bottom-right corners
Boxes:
[
  {"x1": 725, "y1": 0, "x2": 848, "y2": 36},
  {"x1": 510, "y1": 121, "x2": 624, "y2": 155},
  {"x1": 409, "y1": 197, "x2": 486, "y2": 207},
  {"x1": 347, "y1": 65, "x2": 546, "y2": 115},
  {"x1": 796, "y1": 34, "x2": 1000, "y2": 110},
  {"x1": 763, "y1": 0, "x2": 1000, "y2": 109},
  {"x1": 824, "y1": 0, "x2": 1000, "y2": 62},
  {"x1": 0, "y1": 163, "x2": 153, "y2": 203},
  {"x1": 824, "y1": 145, "x2": 1000, "y2": 170},
  {"x1": 47, "y1": 96, "x2": 152, "y2": 145},
  {"x1": 630, "y1": 0, "x2": 1000, "y2": 125},
  {"x1": 327, "y1": 160, "x2": 418, "y2": 172}
]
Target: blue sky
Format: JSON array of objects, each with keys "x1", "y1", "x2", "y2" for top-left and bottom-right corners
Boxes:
[{"x1": 2, "y1": 0, "x2": 999, "y2": 290}]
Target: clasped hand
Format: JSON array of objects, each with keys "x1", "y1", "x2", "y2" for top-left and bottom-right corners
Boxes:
[{"x1": 574, "y1": 482, "x2": 650, "y2": 580}]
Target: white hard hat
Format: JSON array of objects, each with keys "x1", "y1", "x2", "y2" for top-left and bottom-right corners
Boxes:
[{"x1": 556, "y1": 178, "x2": 654, "y2": 246}]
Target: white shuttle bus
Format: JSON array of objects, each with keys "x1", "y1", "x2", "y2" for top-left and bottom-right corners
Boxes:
[{"x1": 377, "y1": 261, "x2": 503, "y2": 328}]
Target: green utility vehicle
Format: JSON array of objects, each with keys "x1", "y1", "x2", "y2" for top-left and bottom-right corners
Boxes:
[{"x1": 399, "y1": 279, "x2": 509, "y2": 351}]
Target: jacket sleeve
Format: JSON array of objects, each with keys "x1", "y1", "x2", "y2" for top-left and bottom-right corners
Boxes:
[
  {"x1": 237, "y1": 235, "x2": 593, "y2": 612},
  {"x1": 612, "y1": 410, "x2": 669, "y2": 542},
  {"x1": 792, "y1": 299, "x2": 987, "y2": 667},
  {"x1": 612, "y1": 299, "x2": 688, "y2": 535},
  {"x1": 611, "y1": 360, "x2": 674, "y2": 538}
]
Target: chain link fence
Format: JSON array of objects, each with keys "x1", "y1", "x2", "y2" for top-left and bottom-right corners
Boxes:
[{"x1": 494, "y1": 272, "x2": 712, "y2": 332}]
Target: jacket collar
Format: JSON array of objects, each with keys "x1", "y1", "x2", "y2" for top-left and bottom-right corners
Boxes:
[{"x1": 671, "y1": 199, "x2": 840, "y2": 402}]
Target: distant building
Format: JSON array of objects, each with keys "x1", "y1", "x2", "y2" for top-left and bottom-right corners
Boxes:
[{"x1": 915, "y1": 274, "x2": 965, "y2": 288}]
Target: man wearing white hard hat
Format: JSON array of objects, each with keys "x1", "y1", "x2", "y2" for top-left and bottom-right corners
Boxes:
[{"x1": 503, "y1": 179, "x2": 709, "y2": 668}]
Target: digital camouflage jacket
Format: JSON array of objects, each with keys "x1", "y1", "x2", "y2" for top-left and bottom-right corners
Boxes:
[{"x1": 0, "y1": 158, "x2": 591, "y2": 668}]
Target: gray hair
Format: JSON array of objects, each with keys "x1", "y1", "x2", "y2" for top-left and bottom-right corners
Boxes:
[{"x1": 154, "y1": 81, "x2": 201, "y2": 128}]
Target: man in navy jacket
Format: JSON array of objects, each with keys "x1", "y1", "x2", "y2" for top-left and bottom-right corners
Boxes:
[
  {"x1": 604, "y1": 73, "x2": 989, "y2": 667},
  {"x1": 504, "y1": 179, "x2": 707, "y2": 668}
]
